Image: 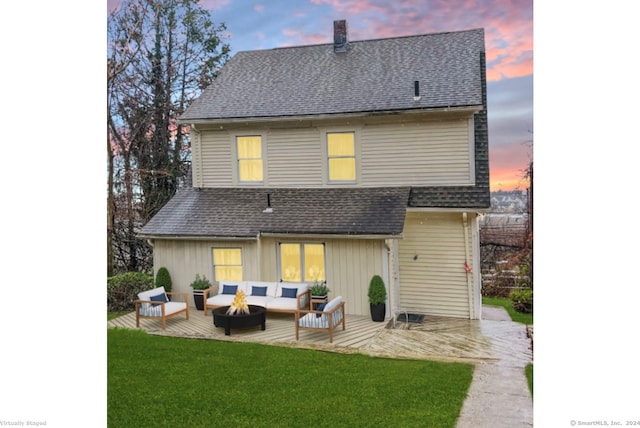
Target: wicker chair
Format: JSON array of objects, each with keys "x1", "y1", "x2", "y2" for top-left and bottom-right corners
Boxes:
[{"x1": 295, "y1": 296, "x2": 345, "y2": 343}]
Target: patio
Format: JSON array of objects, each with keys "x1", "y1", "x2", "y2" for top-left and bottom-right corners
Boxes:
[{"x1": 107, "y1": 305, "x2": 531, "y2": 364}]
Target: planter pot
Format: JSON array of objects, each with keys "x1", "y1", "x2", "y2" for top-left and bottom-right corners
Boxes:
[
  {"x1": 370, "y1": 303, "x2": 386, "y2": 322},
  {"x1": 311, "y1": 294, "x2": 329, "y2": 310},
  {"x1": 193, "y1": 289, "x2": 207, "y2": 311}
]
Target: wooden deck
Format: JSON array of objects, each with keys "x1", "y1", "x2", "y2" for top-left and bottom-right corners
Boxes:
[{"x1": 108, "y1": 306, "x2": 532, "y2": 364}]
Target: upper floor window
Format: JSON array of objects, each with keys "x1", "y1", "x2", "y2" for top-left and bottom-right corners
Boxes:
[
  {"x1": 327, "y1": 132, "x2": 356, "y2": 182},
  {"x1": 212, "y1": 248, "x2": 243, "y2": 282},
  {"x1": 237, "y1": 136, "x2": 263, "y2": 182}
]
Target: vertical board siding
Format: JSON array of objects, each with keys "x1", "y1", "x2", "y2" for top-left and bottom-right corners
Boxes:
[
  {"x1": 398, "y1": 212, "x2": 471, "y2": 318},
  {"x1": 153, "y1": 238, "x2": 386, "y2": 317},
  {"x1": 324, "y1": 239, "x2": 386, "y2": 316},
  {"x1": 266, "y1": 128, "x2": 323, "y2": 186},
  {"x1": 153, "y1": 240, "x2": 258, "y2": 295},
  {"x1": 361, "y1": 120, "x2": 471, "y2": 186}
]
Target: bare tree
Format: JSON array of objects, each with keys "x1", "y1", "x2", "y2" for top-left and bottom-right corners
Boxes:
[{"x1": 107, "y1": 0, "x2": 230, "y2": 274}]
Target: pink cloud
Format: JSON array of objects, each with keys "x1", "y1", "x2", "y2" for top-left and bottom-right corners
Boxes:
[
  {"x1": 306, "y1": 0, "x2": 532, "y2": 82},
  {"x1": 254, "y1": 4, "x2": 264, "y2": 13}
]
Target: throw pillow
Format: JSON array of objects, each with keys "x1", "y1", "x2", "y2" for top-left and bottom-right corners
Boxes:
[
  {"x1": 222, "y1": 285, "x2": 238, "y2": 295},
  {"x1": 316, "y1": 302, "x2": 327, "y2": 317},
  {"x1": 149, "y1": 293, "x2": 168, "y2": 306},
  {"x1": 281, "y1": 287, "x2": 298, "y2": 298},
  {"x1": 252, "y1": 286, "x2": 267, "y2": 296}
]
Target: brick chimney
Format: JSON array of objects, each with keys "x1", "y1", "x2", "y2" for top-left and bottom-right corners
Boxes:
[{"x1": 333, "y1": 20, "x2": 349, "y2": 53}]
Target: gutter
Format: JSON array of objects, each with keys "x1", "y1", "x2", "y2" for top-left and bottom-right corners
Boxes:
[
  {"x1": 179, "y1": 105, "x2": 482, "y2": 127},
  {"x1": 259, "y1": 232, "x2": 403, "y2": 240},
  {"x1": 136, "y1": 234, "x2": 259, "y2": 241}
]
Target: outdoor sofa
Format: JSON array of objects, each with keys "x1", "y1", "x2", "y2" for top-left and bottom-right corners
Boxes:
[{"x1": 203, "y1": 281, "x2": 310, "y2": 316}]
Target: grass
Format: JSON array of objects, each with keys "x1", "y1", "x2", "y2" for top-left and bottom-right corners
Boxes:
[
  {"x1": 525, "y1": 363, "x2": 533, "y2": 397},
  {"x1": 108, "y1": 328, "x2": 474, "y2": 428},
  {"x1": 482, "y1": 296, "x2": 533, "y2": 325}
]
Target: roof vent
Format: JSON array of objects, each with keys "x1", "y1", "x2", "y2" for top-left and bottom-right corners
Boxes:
[
  {"x1": 413, "y1": 80, "x2": 421, "y2": 101},
  {"x1": 333, "y1": 20, "x2": 349, "y2": 53}
]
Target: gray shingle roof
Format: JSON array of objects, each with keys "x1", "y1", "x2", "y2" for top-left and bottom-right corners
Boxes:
[
  {"x1": 139, "y1": 187, "x2": 410, "y2": 238},
  {"x1": 180, "y1": 28, "x2": 485, "y2": 121}
]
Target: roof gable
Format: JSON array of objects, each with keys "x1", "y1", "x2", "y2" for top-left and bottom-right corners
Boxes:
[{"x1": 181, "y1": 28, "x2": 485, "y2": 122}]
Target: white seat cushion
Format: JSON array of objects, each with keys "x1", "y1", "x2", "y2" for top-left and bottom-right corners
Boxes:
[
  {"x1": 206, "y1": 294, "x2": 235, "y2": 307},
  {"x1": 266, "y1": 297, "x2": 299, "y2": 312}
]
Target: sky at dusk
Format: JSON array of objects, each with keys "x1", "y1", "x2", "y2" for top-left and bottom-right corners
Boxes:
[{"x1": 108, "y1": 0, "x2": 534, "y2": 192}]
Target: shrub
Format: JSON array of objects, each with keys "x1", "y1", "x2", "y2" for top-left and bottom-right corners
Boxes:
[
  {"x1": 155, "y1": 267, "x2": 172, "y2": 293},
  {"x1": 107, "y1": 272, "x2": 154, "y2": 312},
  {"x1": 509, "y1": 288, "x2": 533, "y2": 313},
  {"x1": 368, "y1": 275, "x2": 387, "y2": 305}
]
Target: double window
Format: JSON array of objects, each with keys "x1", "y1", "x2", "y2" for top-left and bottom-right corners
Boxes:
[
  {"x1": 237, "y1": 136, "x2": 263, "y2": 182},
  {"x1": 327, "y1": 132, "x2": 356, "y2": 182},
  {"x1": 279, "y1": 243, "x2": 325, "y2": 283},
  {"x1": 212, "y1": 248, "x2": 243, "y2": 282}
]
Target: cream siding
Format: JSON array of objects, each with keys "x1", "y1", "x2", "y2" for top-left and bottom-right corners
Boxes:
[
  {"x1": 152, "y1": 240, "x2": 259, "y2": 296},
  {"x1": 398, "y1": 212, "x2": 474, "y2": 318},
  {"x1": 152, "y1": 237, "x2": 388, "y2": 316},
  {"x1": 266, "y1": 128, "x2": 323, "y2": 186},
  {"x1": 361, "y1": 119, "x2": 472, "y2": 186},
  {"x1": 198, "y1": 131, "x2": 233, "y2": 187},
  {"x1": 192, "y1": 116, "x2": 473, "y2": 188},
  {"x1": 324, "y1": 239, "x2": 387, "y2": 316}
]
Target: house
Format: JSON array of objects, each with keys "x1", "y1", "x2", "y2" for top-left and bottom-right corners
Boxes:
[{"x1": 139, "y1": 21, "x2": 490, "y2": 320}]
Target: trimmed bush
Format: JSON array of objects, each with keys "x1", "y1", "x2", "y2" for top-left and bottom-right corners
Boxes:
[
  {"x1": 368, "y1": 275, "x2": 387, "y2": 304},
  {"x1": 155, "y1": 267, "x2": 172, "y2": 293},
  {"x1": 107, "y1": 272, "x2": 154, "y2": 312},
  {"x1": 509, "y1": 288, "x2": 533, "y2": 313}
]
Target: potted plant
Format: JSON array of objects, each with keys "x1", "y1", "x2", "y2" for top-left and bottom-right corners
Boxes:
[
  {"x1": 310, "y1": 280, "x2": 330, "y2": 299},
  {"x1": 367, "y1": 275, "x2": 387, "y2": 322},
  {"x1": 190, "y1": 274, "x2": 212, "y2": 310}
]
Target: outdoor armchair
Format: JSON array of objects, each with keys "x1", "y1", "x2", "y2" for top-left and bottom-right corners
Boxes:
[
  {"x1": 135, "y1": 286, "x2": 189, "y2": 330},
  {"x1": 295, "y1": 295, "x2": 345, "y2": 343}
]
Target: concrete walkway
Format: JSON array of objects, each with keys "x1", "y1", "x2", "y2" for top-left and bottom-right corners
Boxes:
[{"x1": 456, "y1": 306, "x2": 533, "y2": 427}]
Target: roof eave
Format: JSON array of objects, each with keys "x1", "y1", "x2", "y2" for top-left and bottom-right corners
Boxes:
[{"x1": 179, "y1": 105, "x2": 483, "y2": 126}]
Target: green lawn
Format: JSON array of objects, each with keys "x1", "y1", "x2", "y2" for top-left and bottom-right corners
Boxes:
[
  {"x1": 525, "y1": 363, "x2": 533, "y2": 397},
  {"x1": 108, "y1": 328, "x2": 474, "y2": 428},
  {"x1": 482, "y1": 296, "x2": 533, "y2": 325}
]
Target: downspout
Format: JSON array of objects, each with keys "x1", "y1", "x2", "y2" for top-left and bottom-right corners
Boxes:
[
  {"x1": 256, "y1": 233, "x2": 262, "y2": 280},
  {"x1": 191, "y1": 123, "x2": 202, "y2": 188},
  {"x1": 462, "y1": 213, "x2": 474, "y2": 319},
  {"x1": 384, "y1": 239, "x2": 399, "y2": 318}
]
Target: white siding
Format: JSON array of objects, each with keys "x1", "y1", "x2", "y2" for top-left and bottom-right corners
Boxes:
[{"x1": 398, "y1": 212, "x2": 474, "y2": 318}]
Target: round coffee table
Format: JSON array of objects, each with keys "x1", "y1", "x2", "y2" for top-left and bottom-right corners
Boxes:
[{"x1": 212, "y1": 305, "x2": 266, "y2": 336}]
